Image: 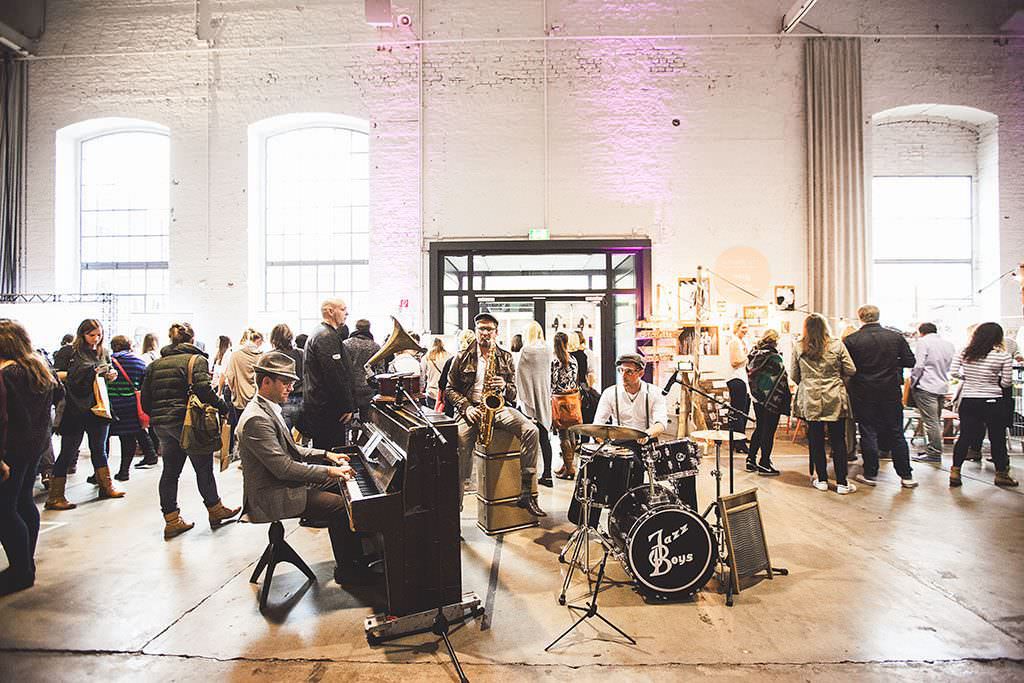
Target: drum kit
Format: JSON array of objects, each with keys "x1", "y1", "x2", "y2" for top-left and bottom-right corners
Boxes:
[{"x1": 556, "y1": 424, "x2": 716, "y2": 607}]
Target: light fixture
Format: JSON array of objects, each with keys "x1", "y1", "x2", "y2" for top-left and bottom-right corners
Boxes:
[{"x1": 781, "y1": 0, "x2": 821, "y2": 34}]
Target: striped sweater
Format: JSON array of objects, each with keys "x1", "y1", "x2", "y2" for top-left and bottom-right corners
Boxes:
[
  {"x1": 950, "y1": 349, "x2": 1012, "y2": 399},
  {"x1": 109, "y1": 351, "x2": 148, "y2": 435}
]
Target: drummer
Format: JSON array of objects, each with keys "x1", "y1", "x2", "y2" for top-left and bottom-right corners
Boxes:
[{"x1": 593, "y1": 353, "x2": 668, "y2": 443}]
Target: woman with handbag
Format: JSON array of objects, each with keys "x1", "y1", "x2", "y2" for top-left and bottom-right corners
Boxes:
[
  {"x1": 515, "y1": 322, "x2": 554, "y2": 487},
  {"x1": 108, "y1": 335, "x2": 157, "y2": 481},
  {"x1": 551, "y1": 332, "x2": 582, "y2": 480},
  {"x1": 46, "y1": 318, "x2": 124, "y2": 510},
  {"x1": 745, "y1": 329, "x2": 790, "y2": 476},
  {"x1": 949, "y1": 322, "x2": 1017, "y2": 488},
  {"x1": 0, "y1": 319, "x2": 62, "y2": 595},
  {"x1": 141, "y1": 322, "x2": 238, "y2": 539},
  {"x1": 792, "y1": 314, "x2": 858, "y2": 494}
]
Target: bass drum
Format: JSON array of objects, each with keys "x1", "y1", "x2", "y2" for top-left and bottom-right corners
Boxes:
[{"x1": 608, "y1": 487, "x2": 717, "y2": 601}]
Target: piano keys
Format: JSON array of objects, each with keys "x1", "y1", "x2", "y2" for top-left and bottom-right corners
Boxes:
[{"x1": 335, "y1": 402, "x2": 461, "y2": 618}]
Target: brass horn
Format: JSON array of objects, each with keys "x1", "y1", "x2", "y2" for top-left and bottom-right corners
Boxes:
[{"x1": 364, "y1": 316, "x2": 425, "y2": 376}]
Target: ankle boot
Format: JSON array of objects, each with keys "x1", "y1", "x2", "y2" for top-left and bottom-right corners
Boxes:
[
  {"x1": 163, "y1": 510, "x2": 195, "y2": 539},
  {"x1": 556, "y1": 441, "x2": 575, "y2": 479},
  {"x1": 995, "y1": 470, "x2": 1019, "y2": 487},
  {"x1": 44, "y1": 477, "x2": 77, "y2": 510},
  {"x1": 207, "y1": 500, "x2": 241, "y2": 527},
  {"x1": 949, "y1": 466, "x2": 962, "y2": 488},
  {"x1": 95, "y1": 467, "x2": 125, "y2": 499}
]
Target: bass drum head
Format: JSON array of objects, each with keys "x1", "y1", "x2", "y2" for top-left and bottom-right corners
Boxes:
[{"x1": 610, "y1": 488, "x2": 717, "y2": 600}]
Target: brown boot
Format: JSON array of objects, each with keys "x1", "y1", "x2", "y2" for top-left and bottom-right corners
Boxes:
[
  {"x1": 949, "y1": 466, "x2": 962, "y2": 488},
  {"x1": 995, "y1": 470, "x2": 1019, "y2": 488},
  {"x1": 164, "y1": 510, "x2": 195, "y2": 539},
  {"x1": 556, "y1": 439, "x2": 575, "y2": 480},
  {"x1": 207, "y1": 500, "x2": 241, "y2": 527},
  {"x1": 95, "y1": 466, "x2": 125, "y2": 499},
  {"x1": 44, "y1": 477, "x2": 77, "y2": 510}
]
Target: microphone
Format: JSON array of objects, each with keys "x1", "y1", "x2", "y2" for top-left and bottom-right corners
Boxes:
[{"x1": 662, "y1": 370, "x2": 680, "y2": 396}]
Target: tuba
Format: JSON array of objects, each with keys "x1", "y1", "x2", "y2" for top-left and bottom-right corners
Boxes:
[
  {"x1": 477, "y1": 345, "x2": 505, "y2": 447},
  {"x1": 364, "y1": 316, "x2": 425, "y2": 378}
]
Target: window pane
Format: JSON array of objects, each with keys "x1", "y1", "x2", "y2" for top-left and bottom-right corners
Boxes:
[{"x1": 79, "y1": 130, "x2": 169, "y2": 312}]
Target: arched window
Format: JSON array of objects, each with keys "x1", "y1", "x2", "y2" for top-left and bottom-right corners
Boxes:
[
  {"x1": 249, "y1": 114, "x2": 369, "y2": 333},
  {"x1": 56, "y1": 118, "x2": 170, "y2": 314}
]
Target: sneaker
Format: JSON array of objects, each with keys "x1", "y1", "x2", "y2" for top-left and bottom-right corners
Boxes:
[
  {"x1": 756, "y1": 463, "x2": 781, "y2": 476},
  {"x1": 900, "y1": 478, "x2": 918, "y2": 489},
  {"x1": 538, "y1": 477, "x2": 554, "y2": 488},
  {"x1": 853, "y1": 473, "x2": 877, "y2": 487},
  {"x1": 836, "y1": 483, "x2": 857, "y2": 495},
  {"x1": 912, "y1": 453, "x2": 941, "y2": 463},
  {"x1": 745, "y1": 460, "x2": 758, "y2": 473},
  {"x1": 811, "y1": 479, "x2": 828, "y2": 491}
]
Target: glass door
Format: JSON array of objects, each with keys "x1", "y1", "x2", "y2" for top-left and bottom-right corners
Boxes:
[
  {"x1": 476, "y1": 298, "x2": 538, "y2": 351},
  {"x1": 544, "y1": 298, "x2": 603, "y2": 387}
]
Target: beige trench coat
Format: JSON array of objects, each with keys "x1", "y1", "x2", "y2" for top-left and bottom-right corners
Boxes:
[{"x1": 792, "y1": 340, "x2": 857, "y2": 421}]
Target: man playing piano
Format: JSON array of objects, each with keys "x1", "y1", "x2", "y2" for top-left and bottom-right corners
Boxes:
[
  {"x1": 445, "y1": 313, "x2": 546, "y2": 517},
  {"x1": 238, "y1": 352, "x2": 370, "y2": 584}
]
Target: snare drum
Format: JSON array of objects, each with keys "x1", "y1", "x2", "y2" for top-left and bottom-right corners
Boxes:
[{"x1": 649, "y1": 439, "x2": 700, "y2": 482}]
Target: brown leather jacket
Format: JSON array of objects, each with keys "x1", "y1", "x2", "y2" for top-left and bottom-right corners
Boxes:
[{"x1": 444, "y1": 341, "x2": 517, "y2": 418}]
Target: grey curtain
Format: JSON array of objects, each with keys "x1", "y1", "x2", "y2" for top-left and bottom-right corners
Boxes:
[
  {"x1": 805, "y1": 38, "x2": 866, "y2": 320},
  {"x1": 0, "y1": 53, "x2": 27, "y2": 294}
]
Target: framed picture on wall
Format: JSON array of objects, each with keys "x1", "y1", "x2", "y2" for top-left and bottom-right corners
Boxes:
[
  {"x1": 677, "y1": 325, "x2": 720, "y2": 356},
  {"x1": 743, "y1": 305, "x2": 769, "y2": 322},
  {"x1": 774, "y1": 284, "x2": 796, "y2": 311},
  {"x1": 677, "y1": 278, "x2": 698, "y2": 320}
]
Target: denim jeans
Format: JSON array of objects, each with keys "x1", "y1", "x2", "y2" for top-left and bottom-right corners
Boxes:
[
  {"x1": 913, "y1": 387, "x2": 944, "y2": 456},
  {"x1": 0, "y1": 449, "x2": 44, "y2": 581},
  {"x1": 155, "y1": 425, "x2": 220, "y2": 515},
  {"x1": 116, "y1": 430, "x2": 157, "y2": 475},
  {"x1": 53, "y1": 413, "x2": 110, "y2": 477},
  {"x1": 855, "y1": 400, "x2": 912, "y2": 479}
]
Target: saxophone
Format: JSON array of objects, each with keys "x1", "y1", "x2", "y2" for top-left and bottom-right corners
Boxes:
[{"x1": 477, "y1": 345, "x2": 505, "y2": 447}]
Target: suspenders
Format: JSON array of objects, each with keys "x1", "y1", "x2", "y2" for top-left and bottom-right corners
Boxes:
[{"x1": 612, "y1": 383, "x2": 651, "y2": 430}]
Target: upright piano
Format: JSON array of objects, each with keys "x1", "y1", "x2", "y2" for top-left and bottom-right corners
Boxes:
[{"x1": 336, "y1": 402, "x2": 462, "y2": 618}]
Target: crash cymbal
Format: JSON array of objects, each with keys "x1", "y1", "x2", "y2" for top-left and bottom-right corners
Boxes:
[
  {"x1": 689, "y1": 430, "x2": 746, "y2": 442},
  {"x1": 569, "y1": 423, "x2": 648, "y2": 443}
]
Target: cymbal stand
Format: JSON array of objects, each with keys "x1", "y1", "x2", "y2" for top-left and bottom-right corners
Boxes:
[
  {"x1": 557, "y1": 442, "x2": 610, "y2": 606},
  {"x1": 546, "y1": 546, "x2": 636, "y2": 651},
  {"x1": 699, "y1": 433, "x2": 734, "y2": 607}
]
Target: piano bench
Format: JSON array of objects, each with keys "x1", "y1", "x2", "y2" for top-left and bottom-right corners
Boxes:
[{"x1": 250, "y1": 520, "x2": 317, "y2": 610}]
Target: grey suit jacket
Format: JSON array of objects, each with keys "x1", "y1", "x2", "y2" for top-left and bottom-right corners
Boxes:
[{"x1": 237, "y1": 394, "x2": 334, "y2": 523}]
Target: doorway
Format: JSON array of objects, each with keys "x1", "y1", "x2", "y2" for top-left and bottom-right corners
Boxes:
[{"x1": 428, "y1": 240, "x2": 651, "y2": 388}]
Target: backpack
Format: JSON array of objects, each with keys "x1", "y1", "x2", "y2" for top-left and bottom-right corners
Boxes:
[{"x1": 180, "y1": 355, "x2": 222, "y2": 455}]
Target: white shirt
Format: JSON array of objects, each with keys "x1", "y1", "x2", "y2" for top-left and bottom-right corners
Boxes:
[
  {"x1": 593, "y1": 382, "x2": 668, "y2": 432},
  {"x1": 729, "y1": 336, "x2": 749, "y2": 383},
  {"x1": 471, "y1": 354, "x2": 487, "y2": 404}
]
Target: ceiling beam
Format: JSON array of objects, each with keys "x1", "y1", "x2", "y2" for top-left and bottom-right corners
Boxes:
[{"x1": 781, "y1": 0, "x2": 822, "y2": 34}]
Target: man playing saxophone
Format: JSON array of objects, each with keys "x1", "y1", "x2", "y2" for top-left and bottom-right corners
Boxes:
[{"x1": 445, "y1": 313, "x2": 546, "y2": 517}]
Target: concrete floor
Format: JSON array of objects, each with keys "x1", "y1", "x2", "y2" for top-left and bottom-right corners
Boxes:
[{"x1": 1, "y1": 433, "x2": 1023, "y2": 681}]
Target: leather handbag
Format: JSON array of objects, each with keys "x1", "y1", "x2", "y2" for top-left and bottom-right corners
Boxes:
[
  {"x1": 111, "y1": 356, "x2": 150, "y2": 429},
  {"x1": 91, "y1": 374, "x2": 113, "y2": 420},
  {"x1": 551, "y1": 391, "x2": 583, "y2": 430},
  {"x1": 180, "y1": 355, "x2": 222, "y2": 455}
]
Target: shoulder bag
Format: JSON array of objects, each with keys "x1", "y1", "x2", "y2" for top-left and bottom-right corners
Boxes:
[
  {"x1": 111, "y1": 356, "x2": 150, "y2": 429},
  {"x1": 551, "y1": 391, "x2": 583, "y2": 430},
  {"x1": 180, "y1": 355, "x2": 222, "y2": 455}
]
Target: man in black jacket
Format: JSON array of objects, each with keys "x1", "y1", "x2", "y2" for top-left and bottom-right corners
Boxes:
[
  {"x1": 302, "y1": 299, "x2": 355, "y2": 449},
  {"x1": 844, "y1": 305, "x2": 917, "y2": 489}
]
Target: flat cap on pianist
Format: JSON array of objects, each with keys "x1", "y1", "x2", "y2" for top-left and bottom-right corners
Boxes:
[{"x1": 254, "y1": 351, "x2": 300, "y2": 381}]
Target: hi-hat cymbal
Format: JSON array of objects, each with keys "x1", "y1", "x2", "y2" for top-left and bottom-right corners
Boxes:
[
  {"x1": 570, "y1": 423, "x2": 648, "y2": 442},
  {"x1": 690, "y1": 429, "x2": 746, "y2": 442}
]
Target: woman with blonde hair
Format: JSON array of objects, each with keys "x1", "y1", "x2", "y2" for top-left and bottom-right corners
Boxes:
[
  {"x1": 516, "y1": 321, "x2": 554, "y2": 486},
  {"x1": 727, "y1": 319, "x2": 752, "y2": 453},
  {"x1": 0, "y1": 319, "x2": 61, "y2": 594},
  {"x1": 47, "y1": 318, "x2": 125, "y2": 509},
  {"x1": 222, "y1": 327, "x2": 264, "y2": 412},
  {"x1": 792, "y1": 314, "x2": 858, "y2": 494},
  {"x1": 423, "y1": 337, "x2": 452, "y2": 408}
]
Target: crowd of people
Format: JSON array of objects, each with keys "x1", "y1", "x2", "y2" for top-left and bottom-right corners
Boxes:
[{"x1": 0, "y1": 298, "x2": 1019, "y2": 597}]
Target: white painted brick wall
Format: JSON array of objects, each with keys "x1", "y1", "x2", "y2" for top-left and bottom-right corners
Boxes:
[{"x1": 21, "y1": 0, "x2": 1024, "y2": 346}]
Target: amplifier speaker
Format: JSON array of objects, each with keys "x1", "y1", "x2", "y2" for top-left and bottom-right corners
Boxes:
[{"x1": 718, "y1": 488, "x2": 782, "y2": 593}]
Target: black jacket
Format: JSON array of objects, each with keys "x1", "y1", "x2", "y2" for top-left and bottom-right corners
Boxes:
[
  {"x1": 0, "y1": 364, "x2": 62, "y2": 466},
  {"x1": 843, "y1": 323, "x2": 915, "y2": 405},
  {"x1": 63, "y1": 346, "x2": 112, "y2": 418},
  {"x1": 302, "y1": 322, "x2": 354, "y2": 418},
  {"x1": 141, "y1": 343, "x2": 227, "y2": 427}
]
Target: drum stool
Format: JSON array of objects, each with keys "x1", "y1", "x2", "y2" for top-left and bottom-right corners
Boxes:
[{"x1": 474, "y1": 431, "x2": 539, "y2": 535}]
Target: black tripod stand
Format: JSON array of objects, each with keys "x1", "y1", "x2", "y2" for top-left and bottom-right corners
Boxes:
[{"x1": 545, "y1": 546, "x2": 635, "y2": 651}]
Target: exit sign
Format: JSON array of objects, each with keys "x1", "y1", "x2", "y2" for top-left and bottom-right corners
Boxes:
[{"x1": 528, "y1": 227, "x2": 549, "y2": 240}]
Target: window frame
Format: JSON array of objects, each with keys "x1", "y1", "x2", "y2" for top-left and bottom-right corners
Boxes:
[{"x1": 247, "y1": 113, "x2": 370, "y2": 332}]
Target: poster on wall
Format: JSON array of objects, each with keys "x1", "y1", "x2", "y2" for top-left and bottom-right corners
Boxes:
[
  {"x1": 677, "y1": 326, "x2": 720, "y2": 356},
  {"x1": 774, "y1": 285, "x2": 796, "y2": 311},
  {"x1": 743, "y1": 305, "x2": 769, "y2": 322}
]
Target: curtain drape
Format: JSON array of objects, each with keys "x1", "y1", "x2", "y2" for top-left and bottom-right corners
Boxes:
[
  {"x1": 805, "y1": 37, "x2": 866, "y2": 321},
  {"x1": 0, "y1": 53, "x2": 27, "y2": 294}
]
